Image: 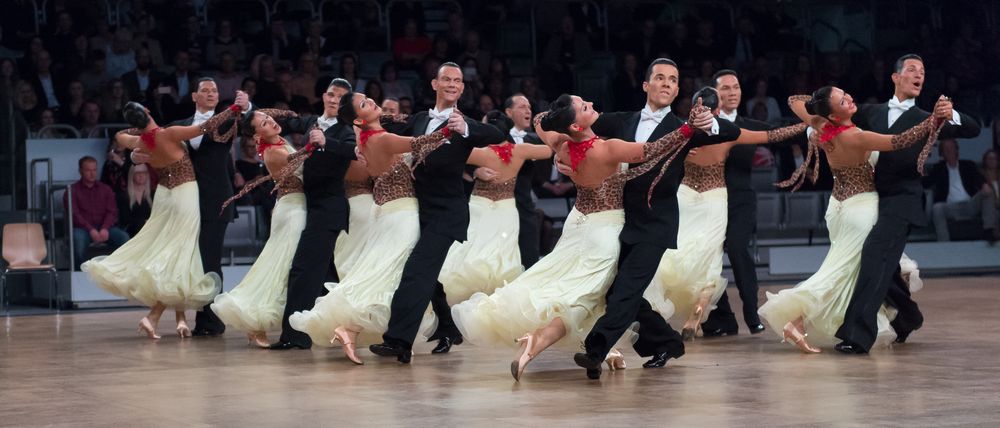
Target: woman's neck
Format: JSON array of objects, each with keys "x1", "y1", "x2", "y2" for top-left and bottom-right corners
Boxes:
[
  {"x1": 569, "y1": 129, "x2": 596, "y2": 142},
  {"x1": 261, "y1": 135, "x2": 281, "y2": 145}
]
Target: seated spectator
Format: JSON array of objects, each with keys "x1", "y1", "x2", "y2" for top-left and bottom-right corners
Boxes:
[
  {"x1": 35, "y1": 108, "x2": 68, "y2": 138},
  {"x1": 59, "y1": 80, "x2": 86, "y2": 126},
  {"x1": 541, "y1": 15, "x2": 592, "y2": 95},
  {"x1": 276, "y1": 71, "x2": 310, "y2": 113},
  {"x1": 105, "y1": 28, "x2": 137, "y2": 79},
  {"x1": 28, "y1": 50, "x2": 66, "y2": 111},
  {"x1": 379, "y1": 60, "x2": 413, "y2": 101},
  {"x1": 99, "y1": 79, "x2": 130, "y2": 122},
  {"x1": 233, "y1": 139, "x2": 276, "y2": 229},
  {"x1": 121, "y1": 48, "x2": 158, "y2": 104},
  {"x1": 101, "y1": 142, "x2": 130, "y2": 195},
  {"x1": 131, "y1": 14, "x2": 165, "y2": 71},
  {"x1": 79, "y1": 101, "x2": 102, "y2": 137},
  {"x1": 0, "y1": 58, "x2": 18, "y2": 92},
  {"x1": 744, "y1": 79, "x2": 781, "y2": 124},
  {"x1": 925, "y1": 139, "x2": 997, "y2": 242},
  {"x1": 457, "y1": 30, "x2": 491, "y2": 77},
  {"x1": 14, "y1": 80, "x2": 43, "y2": 126},
  {"x1": 338, "y1": 52, "x2": 364, "y2": 91},
  {"x1": 293, "y1": 53, "x2": 321, "y2": 106},
  {"x1": 206, "y1": 19, "x2": 247, "y2": 68},
  {"x1": 398, "y1": 96, "x2": 414, "y2": 114},
  {"x1": 381, "y1": 97, "x2": 400, "y2": 114},
  {"x1": 213, "y1": 52, "x2": 244, "y2": 105},
  {"x1": 393, "y1": 18, "x2": 431, "y2": 70},
  {"x1": 64, "y1": 156, "x2": 129, "y2": 270},
  {"x1": 78, "y1": 50, "x2": 109, "y2": 98},
  {"x1": 116, "y1": 164, "x2": 153, "y2": 236},
  {"x1": 364, "y1": 80, "x2": 385, "y2": 105}
]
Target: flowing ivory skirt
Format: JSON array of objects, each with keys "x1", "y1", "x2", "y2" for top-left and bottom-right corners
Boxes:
[
  {"x1": 211, "y1": 193, "x2": 306, "y2": 332},
  {"x1": 452, "y1": 208, "x2": 624, "y2": 350},
  {"x1": 83, "y1": 181, "x2": 220, "y2": 309},
  {"x1": 758, "y1": 192, "x2": 896, "y2": 347},
  {"x1": 334, "y1": 194, "x2": 375, "y2": 280},
  {"x1": 289, "y1": 198, "x2": 436, "y2": 346},
  {"x1": 439, "y1": 196, "x2": 524, "y2": 305},
  {"x1": 644, "y1": 185, "x2": 729, "y2": 322}
]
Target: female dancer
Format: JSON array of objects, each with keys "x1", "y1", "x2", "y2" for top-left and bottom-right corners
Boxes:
[
  {"x1": 643, "y1": 87, "x2": 807, "y2": 340},
  {"x1": 451, "y1": 94, "x2": 707, "y2": 381},
  {"x1": 333, "y1": 159, "x2": 374, "y2": 280},
  {"x1": 289, "y1": 93, "x2": 451, "y2": 364},
  {"x1": 84, "y1": 101, "x2": 241, "y2": 339},
  {"x1": 210, "y1": 109, "x2": 310, "y2": 347},
  {"x1": 438, "y1": 111, "x2": 553, "y2": 305},
  {"x1": 757, "y1": 87, "x2": 943, "y2": 352}
]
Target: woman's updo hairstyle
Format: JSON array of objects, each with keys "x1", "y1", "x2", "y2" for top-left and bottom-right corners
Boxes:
[
  {"x1": 337, "y1": 91, "x2": 359, "y2": 125},
  {"x1": 804, "y1": 86, "x2": 834, "y2": 118},
  {"x1": 122, "y1": 102, "x2": 150, "y2": 128},
  {"x1": 484, "y1": 110, "x2": 514, "y2": 136},
  {"x1": 539, "y1": 94, "x2": 576, "y2": 134}
]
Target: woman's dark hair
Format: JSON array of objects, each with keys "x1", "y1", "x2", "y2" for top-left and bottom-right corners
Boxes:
[
  {"x1": 804, "y1": 86, "x2": 834, "y2": 118},
  {"x1": 484, "y1": 110, "x2": 513, "y2": 136},
  {"x1": 122, "y1": 101, "x2": 150, "y2": 128},
  {"x1": 238, "y1": 112, "x2": 257, "y2": 139},
  {"x1": 337, "y1": 91, "x2": 359, "y2": 124},
  {"x1": 692, "y1": 86, "x2": 719, "y2": 110},
  {"x1": 539, "y1": 94, "x2": 576, "y2": 134}
]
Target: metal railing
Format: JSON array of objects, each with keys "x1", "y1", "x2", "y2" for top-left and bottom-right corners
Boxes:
[
  {"x1": 28, "y1": 158, "x2": 52, "y2": 223},
  {"x1": 199, "y1": 0, "x2": 272, "y2": 26},
  {"x1": 385, "y1": 0, "x2": 462, "y2": 50},
  {"x1": 34, "y1": 125, "x2": 82, "y2": 139}
]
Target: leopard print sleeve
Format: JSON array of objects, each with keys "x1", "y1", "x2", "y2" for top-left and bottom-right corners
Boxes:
[
  {"x1": 379, "y1": 113, "x2": 410, "y2": 126},
  {"x1": 788, "y1": 95, "x2": 812, "y2": 106},
  {"x1": 767, "y1": 122, "x2": 808, "y2": 144},
  {"x1": 200, "y1": 107, "x2": 241, "y2": 142},
  {"x1": 411, "y1": 128, "x2": 451, "y2": 168}
]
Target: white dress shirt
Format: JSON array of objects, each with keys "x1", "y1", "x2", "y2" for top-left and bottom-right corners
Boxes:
[
  {"x1": 510, "y1": 127, "x2": 527, "y2": 144},
  {"x1": 946, "y1": 164, "x2": 971, "y2": 203},
  {"x1": 425, "y1": 106, "x2": 470, "y2": 139}
]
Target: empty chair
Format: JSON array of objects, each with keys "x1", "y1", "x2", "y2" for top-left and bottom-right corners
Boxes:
[
  {"x1": 2, "y1": 223, "x2": 59, "y2": 312},
  {"x1": 223, "y1": 206, "x2": 259, "y2": 263},
  {"x1": 784, "y1": 192, "x2": 822, "y2": 244}
]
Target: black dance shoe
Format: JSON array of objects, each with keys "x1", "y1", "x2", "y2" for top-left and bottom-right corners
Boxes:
[
  {"x1": 642, "y1": 351, "x2": 682, "y2": 368},
  {"x1": 431, "y1": 336, "x2": 464, "y2": 354},
  {"x1": 749, "y1": 323, "x2": 766, "y2": 335},
  {"x1": 701, "y1": 325, "x2": 739, "y2": 337},
  {"x1": 833, "y1": 342, "x2": 868, "y2": 355},
  {"x1": 268, "y1": 341, "x2": 309, "y2": 350},
  {"x1": 573, "y1": 353, "x2": 603, "y2": 380},
  {"x1": 370, "y1": 342, "x2": 413, "y2": 363}
]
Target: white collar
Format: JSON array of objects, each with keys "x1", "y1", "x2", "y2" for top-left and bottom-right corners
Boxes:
[
  {"x1": 719, "y1": 109, "x2": 738, "y2": 122},
  {"x1": 888, "y1": 96, "x2": 916, "y2": 109},
  {"x1": 641, "y1": 103, "x2": 671, "y2": 116}
]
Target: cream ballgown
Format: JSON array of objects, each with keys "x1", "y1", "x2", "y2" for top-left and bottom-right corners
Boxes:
[
  {"x1": 83, "y1": 152, "x2": 220, "y2": 309},
  {"x1": 439, "y1": 176, "x2": 524, "y2": 305},
  {"x1": 758, "y1": 163, "x2": 897, "y2": 347},
  {"x1": 644, "y1": 161, "x2": 730, "y2": 324},
  {"x1": 211, "y1": 145, "x2": 307, "y2": 333}
]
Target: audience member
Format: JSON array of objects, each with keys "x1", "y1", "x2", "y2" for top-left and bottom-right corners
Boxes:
[{"x1": 65, "y1": 156, "x2": 129, "y2": 270}]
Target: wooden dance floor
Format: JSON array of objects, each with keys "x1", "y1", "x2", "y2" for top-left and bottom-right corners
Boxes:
[{"x1": 2, "y1": 275, "x2": 998, "y2": 427}]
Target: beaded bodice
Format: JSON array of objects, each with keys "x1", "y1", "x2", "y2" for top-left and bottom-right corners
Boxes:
[
  {"x1": 681, "y1": 161, "x2": 726, "y2": 192},
  {"x1": 155, "y1": 155, "x2": 196, "y2": 189},
  {"x1": 373, "y1": 156, "x2": 415, "y2": 205},
  {"x1": 345, "y1": 178, "x2": 374, "y2": 198},
  {"x1": 472, "y1": 178, "x2": 516, "y2": 201},
  {"x1": 831, "y1": 162, "x2": 876, "y2": 201}
]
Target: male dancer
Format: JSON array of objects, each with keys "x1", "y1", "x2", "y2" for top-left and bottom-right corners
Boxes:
[
  {"x1": 835, "y1": 54, "x2": 980, "y2": 354},
  {"x1": 132, "y1": 78, "x2": 247, "y2": 337},
  {"x1": 573, "y1": 58, "x2": 740, "y2": 379},
  {"x1": 269, "y1": 78, "x2": 359, "y2": 350},
  {"x1": 700, "y1": 69, "x2": 773, "y2": 337},
  {"x1": 370, "y1": 63, "x2": 504, "y2": 361},
  {"x1": 475, "y1": 94, "x2": 544, "y2": 268}
]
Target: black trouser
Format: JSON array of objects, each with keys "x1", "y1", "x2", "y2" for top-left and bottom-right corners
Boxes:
[
  {"x1": 836, "y1": 214, "x2": 923, "y2": 351},
  {"x1": 584, "y1": 241, "x2": 684, "y2": 359},
  {"x1": 517, "y1": 208, "x2": 541, "y2": 269},
  {"x1": 278, "y1": 226, "x2": 340, "y2": 346},
  {"x1": 384, "y1": 229, "x2": 458, "y2": 349},
  {"x1": 194, "y1": 218, "x2": 229, "y2": 333},
  {"x1": 706, "y1": 194, "x2": 761, "y2": 329}
]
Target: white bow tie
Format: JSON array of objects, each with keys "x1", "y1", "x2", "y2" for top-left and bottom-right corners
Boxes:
[
  {"x1": 316, "y1": 116, "x2": 337, "y2": 130},
  {"x1": 888, "y1": 98, "x2": 915, "y2": 112},
  {"x1": 640, "y1": 109, "x2": 667, "y2": 123},
  {"x1": 510, "y1": 128, "x2": 527, "y2": 140},
  {"x1": 193, "y1": 111, "x2": 214, "y2": 123},
  {"x1": 429, "y1": 109, "x2": 452, "y2": 122}
]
